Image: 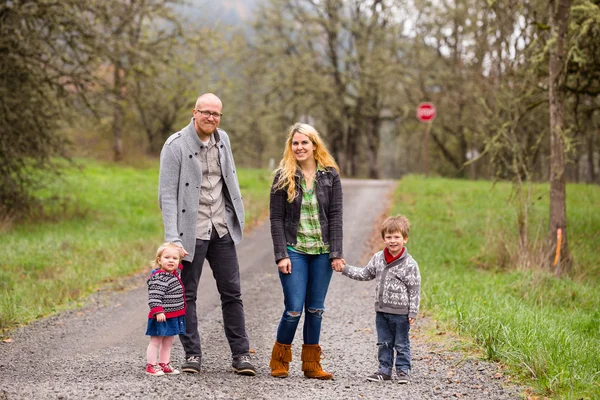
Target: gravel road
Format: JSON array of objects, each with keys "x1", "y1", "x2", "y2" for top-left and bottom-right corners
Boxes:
[{"x1": 0, "y1": 179, "x2": 523, "y2": 399}]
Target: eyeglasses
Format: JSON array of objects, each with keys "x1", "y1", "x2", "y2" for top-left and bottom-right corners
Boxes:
[{"x1": 195, "y1": 109, "x2": 222, "y2": 119}]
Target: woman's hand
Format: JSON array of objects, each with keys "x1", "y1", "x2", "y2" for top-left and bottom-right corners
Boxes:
[
  {"x1": 331, "y1": 258, "x2": 345, "y2": 272},
  {"x1": 277, "y1": 257, "x2": 292, "y2": 274},
  {"x1": 156, "y1": 313, "x2": 166, "y2": 322}
]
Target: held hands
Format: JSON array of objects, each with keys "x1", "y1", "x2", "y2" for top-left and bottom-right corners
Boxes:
[
  {"x1": 331, "y1": 258, "x2": 346, "y2": 272},
  {"x1": 277, "y1": 257, "x2": 292, "y2": 274},
  {"x1": 156, "y1": 313, "x2": 166, "y2": 322},
  {"x1": 179, "y1": 246, "x2": 189, "y2": 258}
]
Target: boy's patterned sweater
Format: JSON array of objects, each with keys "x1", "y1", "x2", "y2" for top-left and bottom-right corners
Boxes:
[{"x1": 342, "y1": 248, "x2": 421, "y2": 318}]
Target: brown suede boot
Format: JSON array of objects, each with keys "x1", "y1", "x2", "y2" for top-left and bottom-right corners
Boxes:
[
  {"x1": 301, "y1": 344, "x2": 333, "y2": 380},
  {"x1": 269, "y1": 342, "x2": 292, "y2": 378}
]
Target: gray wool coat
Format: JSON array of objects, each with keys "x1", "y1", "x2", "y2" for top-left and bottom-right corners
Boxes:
[{"x1": 158, "y1": 120, "x2": 245, "y2": 262}]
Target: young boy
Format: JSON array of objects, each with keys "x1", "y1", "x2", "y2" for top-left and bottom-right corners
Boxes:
[{"x1": 335, "y1": 215, "x2": 421, "y2": 384}]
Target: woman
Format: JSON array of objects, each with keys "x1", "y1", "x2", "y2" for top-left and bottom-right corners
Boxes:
[{"x1": 269, "y1": 122, "x2": 344, "y2": 380}]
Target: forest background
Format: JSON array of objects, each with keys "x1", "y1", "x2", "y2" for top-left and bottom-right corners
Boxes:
[{"x1": 1, "y1": 0, "x2": 599, "y2": 398}]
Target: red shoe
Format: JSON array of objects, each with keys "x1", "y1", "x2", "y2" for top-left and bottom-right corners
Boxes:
[
  {"x1": 159, "y1": 362, "x2": 180, "y2": 375},
  {"x1": 145, "y1": 363, "x2": 165, "y2": 376}
]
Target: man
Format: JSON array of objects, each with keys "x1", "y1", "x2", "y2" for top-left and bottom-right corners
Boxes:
[{"x1": 158, "y1": 93, "x2": 255, "y2": 376}]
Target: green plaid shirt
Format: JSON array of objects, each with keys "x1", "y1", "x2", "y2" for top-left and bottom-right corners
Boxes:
[{"x1": 290, "y1": 175, "x2": 330, "y2": 255}]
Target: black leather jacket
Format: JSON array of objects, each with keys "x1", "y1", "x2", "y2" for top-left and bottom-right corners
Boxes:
[{"x1": 269, "y1": 167, "x2": 343, "y2": 263}]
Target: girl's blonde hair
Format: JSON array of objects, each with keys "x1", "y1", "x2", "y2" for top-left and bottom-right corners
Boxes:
[
  {"x1": 273, "y1": 122, "x2": 339, "y2": 202},
  {"x1": 151, "y1": 242, "x2": 183, "y2": 270}
]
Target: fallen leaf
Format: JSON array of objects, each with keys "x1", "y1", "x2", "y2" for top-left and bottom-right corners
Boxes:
[{"x1": 2, "y1": 338, "x2": 13, "y2": 343}]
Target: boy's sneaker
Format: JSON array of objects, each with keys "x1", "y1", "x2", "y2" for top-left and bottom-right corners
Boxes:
[
  {"x1": 159, "y1": 362, "x2": 180, "y2": 375},
  {"x1": 181, "y1": 356, "x2": 201, "y2": 374},
  {"x1": 397, "y1": 370, "x2": 410, "y2": 384},
  {"x1": 145, "y1": 363, "x2": 165, "y2": 376},
  {"x1": 232, "y1": 355, "x2": 256, "y2": 376},
  {"x1": 366, "y1": 372, "x2": 392, "y2": 382}
]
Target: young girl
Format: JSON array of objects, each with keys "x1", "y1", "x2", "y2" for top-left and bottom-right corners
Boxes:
[{"x1": 145, "y1": 242, "x2": 186, "y2": 376}]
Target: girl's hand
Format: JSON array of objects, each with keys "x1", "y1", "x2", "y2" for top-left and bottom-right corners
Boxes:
[
  {"x1": 156, "y1": 313, "x2": 166, "y2": 322},
  {"x1": 278, "y1": 258, "x2": 292, "y2": 274},
  {"x1": 409, "y1": 317, "x2": 416, "y2": 326}
]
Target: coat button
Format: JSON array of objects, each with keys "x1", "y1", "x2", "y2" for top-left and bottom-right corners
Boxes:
[
  {"x1": 195, "y1": 152, "x2": 198, "y2": 155},
  {"x1": 185, "y1": 183, "x2": 189, "y2": 186},
  {"x1": 179, "y1": 233, "x2": 183, "y2": 236},
  {"x1": 189, "y1": 155, "x2": 192, "y2": 159},
  {"x1": 182, "y1": 209, "x2": 186, "y2": 213}
]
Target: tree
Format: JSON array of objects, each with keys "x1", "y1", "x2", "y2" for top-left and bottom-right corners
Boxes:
[
  {"x1": 0, "y1": 0, "x2": 99, "y2": 217},
  {"x1": 548, "y1": 0, "x2": 572, "y2": 273},
  {"x1": 252, "y1": 0, "x2": 409, "y2": 177},
  {"x1": 91, "y1": 0, "x2": 182, "y2": 161}
]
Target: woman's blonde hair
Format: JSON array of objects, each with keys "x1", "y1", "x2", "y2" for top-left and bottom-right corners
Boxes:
[
  {"x1": 151, "y1": 242, "x2": 183, "y2": 270},
  {"x1": 273, "y1": 122, "x2": 339, "y2": 202}
]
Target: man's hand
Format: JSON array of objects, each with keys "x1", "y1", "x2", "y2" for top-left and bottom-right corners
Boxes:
[
  {"x1": 277, "y1": 257, "x2": 292, "y2": 274},
  {"x1": 409, "y1": 317, "x2": 416, "y2": 326},
  {"x1": 156, "y1": 313, "x2": 166, "y2": 322},
  {"x1": 179, "y1": 246, "x2": 189, "y2": 258}
]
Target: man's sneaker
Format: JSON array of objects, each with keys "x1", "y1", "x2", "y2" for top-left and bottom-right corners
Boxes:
[
  {"x1": 181, "y1": 356, "x2": 201, "y2": 374},
  {"x1": 397, "y1": 370, "x2": 410, "y2": 384},
  {"x1": 145, "y1": 363, "x2": 165, "y2": 376},
  {"x1": 366, "y1": 372, "x2": 392, "y2": 382},
  {"x1": 159, "y1": 362, "x2": 180, "y2": 375},
  {"x1": 232, "y1": 355, "x2": 256, "y2": 376}
]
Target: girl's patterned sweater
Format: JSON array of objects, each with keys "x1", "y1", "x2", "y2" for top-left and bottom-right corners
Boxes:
[
  {"x1": 147, "y1": 269, "x2": 186, "y2": 319},
  {"x1": 342, "y1": 248, "x2": 421, "y2": 318}
]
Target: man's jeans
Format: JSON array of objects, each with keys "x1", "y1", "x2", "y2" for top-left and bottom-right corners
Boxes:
[
  {"x1": 375, "y1": 312, "x2": 411, "y2": 375},
  {"x1": 179, "y1": 230, "x2": 250, "y2": 358},
  {"x1": 276, "y1": 250, "x2": 333, "y2": 345}
]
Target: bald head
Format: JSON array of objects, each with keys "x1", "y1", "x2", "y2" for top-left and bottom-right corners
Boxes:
[{"x1": 195, "y1": 93, "x2": 222, "y2": 110}]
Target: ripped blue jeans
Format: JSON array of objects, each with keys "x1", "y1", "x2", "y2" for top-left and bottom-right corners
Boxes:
[
  {"x1": 276, "y1": 250, "x2": 333, "y2": 345},
  {"x1": 375, "y1": 312, "x2": 411, "y2": 375}
]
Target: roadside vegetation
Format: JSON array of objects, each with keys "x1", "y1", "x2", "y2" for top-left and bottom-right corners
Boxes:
[
  {"x1": 394, "y1": 175, "x2": 600, "y2": 400},
  {"x1": 0, "y1": 160, "x2": 272, "y2": 332},
  {"x1": 1, "y1": 166, "x2": 598, "y2": 399}
]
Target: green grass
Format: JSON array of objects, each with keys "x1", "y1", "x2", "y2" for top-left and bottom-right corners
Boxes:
[
  {"x1": 395, "y1": 176, "x2": 600, "y2": 399},
  {"x1": 2, "y1": 165, "x2": 599, "y2": 398},
  {"x1": 0, "y1": 160, "x2": 272, "y2": 331}
]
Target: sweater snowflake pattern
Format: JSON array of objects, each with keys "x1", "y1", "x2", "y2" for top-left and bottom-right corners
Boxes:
[{"x1": 342, "y1": 249, "x2": 421, "y2": 318}]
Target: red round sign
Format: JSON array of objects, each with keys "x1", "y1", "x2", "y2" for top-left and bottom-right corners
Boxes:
[{"x1": 416, "y1": 102, "x2": 436, "y2": 122}]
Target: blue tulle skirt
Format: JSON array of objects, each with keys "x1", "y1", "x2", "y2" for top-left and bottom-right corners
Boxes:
[{"x1": 145, "y1": 315, "x2": 186, "y2": 337}]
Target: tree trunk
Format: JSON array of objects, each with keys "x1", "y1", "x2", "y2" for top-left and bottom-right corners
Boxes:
[
  {"x1": 112, "y1": 62, "x2": 124, "y2": 162},
  {"x1": 366, "y1": 118, "x2": 381, "y2": 179},
  {"x1": 586, "y1": 110, "x2": 596, "y2": 184},
  {"x1": 548, "y1": 0, "x2": 571, "y2": 273}
]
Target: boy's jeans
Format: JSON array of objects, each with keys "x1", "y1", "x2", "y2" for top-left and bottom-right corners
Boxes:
[
  {"x1": 276, "y1": 250, "x2": 333, "y2": 345},
  {"x1": 375, "y1": 312, "x2": 411, "y2": 375}
]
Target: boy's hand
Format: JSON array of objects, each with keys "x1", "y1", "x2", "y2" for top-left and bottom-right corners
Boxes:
[
  {"x1": 156, "y1": 313, "x2": 166, "y2": 322},
  {"x1": 331, "y1": 258, "x2": 345, "y2": 272},
  {"x1": 409, "y1": 317, "x2": 416, "y2": 326}
]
